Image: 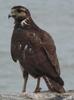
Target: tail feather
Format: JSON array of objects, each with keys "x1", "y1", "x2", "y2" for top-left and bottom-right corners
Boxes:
[
  {"x1": 43, "y1": 76, "x2": 65, "y2": 93},
  {"x1": 54, "y1": 76, "x2": 64, "y2": 86},
  {"x1": 48, "y1": 78, "x2": 65, "y2": 93}
]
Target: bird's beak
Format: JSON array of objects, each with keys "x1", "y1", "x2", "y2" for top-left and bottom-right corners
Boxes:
[
  {"x1": 8, "y1": 14, "x2": 12, "y2": 18},
  {"x1": 8, "y1": 12, "x2": 16, "y2": 19}
]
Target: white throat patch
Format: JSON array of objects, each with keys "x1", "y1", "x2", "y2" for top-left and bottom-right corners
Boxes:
[{"x1": 21, "y1": 18, "x2": 30, "y2": 27}]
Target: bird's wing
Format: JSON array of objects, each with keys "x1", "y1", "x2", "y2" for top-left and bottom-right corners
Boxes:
[
  {"x1": 40, "y1": 32, "x2": 60, "y2": 75},
  {"x1": 11, "y1": 33, "x2": 21, "y2": 62}
]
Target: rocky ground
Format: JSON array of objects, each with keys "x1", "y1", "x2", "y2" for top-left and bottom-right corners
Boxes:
[{"x1": 0, "y1": 90, "x2": 74, "y2": 100}]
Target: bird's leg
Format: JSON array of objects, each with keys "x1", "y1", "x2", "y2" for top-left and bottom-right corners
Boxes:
[
  {"x1": 34, "y1": 77, "x2": 41, "y2": 93},
  {"x1": 22, "y1": 72, "x2": 28, "y2": 92}
]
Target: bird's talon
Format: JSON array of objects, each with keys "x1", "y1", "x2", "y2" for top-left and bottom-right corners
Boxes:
[
  {"x1": 20, "y1": 91, "x2": 28, "y2": 96},
  {"x1": 34, "y1": 87, "x2": 42, "y2": 93}
]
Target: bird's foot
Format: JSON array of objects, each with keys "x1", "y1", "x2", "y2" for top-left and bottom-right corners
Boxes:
[
  {"x1": 20, "y1": 91, "x2": 28, "y2": 96},
  {"x1": 34, "y1": 87, "x2": 42, "y2": 93}
]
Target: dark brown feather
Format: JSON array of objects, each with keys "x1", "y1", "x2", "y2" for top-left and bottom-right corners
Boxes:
[
  {"x1": 11, "y1": 21, "x2": 64, "y2": 85},
  {"x1": 10, "y1": 6, "x2": 65, "y2": 92}
]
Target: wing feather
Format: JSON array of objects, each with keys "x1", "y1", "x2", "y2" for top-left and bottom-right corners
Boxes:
[
  {"x1": 41, "y1": 32, "x2": 60, "y2": 75},
  {"x1": 11, "y1": 33, "x2": 21, "y2": 62}
]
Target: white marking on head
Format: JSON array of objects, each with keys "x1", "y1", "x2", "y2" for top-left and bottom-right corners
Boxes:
[
  {"x1": 11, "y1": 9, "x2": 15, "y2": 13},
  {"x1": 21, "y1": 19, "x2": 27, "y2": 26},
  {"x1": 20, "y1": 8, "x2": 26, "y2": 12},
  {"x1": 21, "y1": 18, "x2": 30, "y2": 27}
]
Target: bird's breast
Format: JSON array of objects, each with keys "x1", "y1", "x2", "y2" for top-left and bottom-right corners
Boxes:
[
  {"x1": 22, "y1": 44, "x2": 33, "y2": 59},
  {"x1": 24, "y1": 44, "x2": 33, "y2": 54}
]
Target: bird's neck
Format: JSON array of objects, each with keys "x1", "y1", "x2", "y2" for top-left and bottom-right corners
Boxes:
[
  {"x1": 30, "y1": 19, "x2": 41, "y2": 31},
  {"x1": 14, "y1": 17, "x2": 41, "y2": 31}
]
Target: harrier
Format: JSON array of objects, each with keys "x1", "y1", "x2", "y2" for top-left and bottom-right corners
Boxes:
[{"x1": 8, "y1": 6, "x2": 65, "y2": 93}]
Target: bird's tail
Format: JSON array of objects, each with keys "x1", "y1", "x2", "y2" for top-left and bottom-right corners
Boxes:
[
  {"x1": 43, "y1": 76, "x2": 65, "y2": 93},
  {"x1": 53, "y1": 76, "x2": 64, "y2": 86}
]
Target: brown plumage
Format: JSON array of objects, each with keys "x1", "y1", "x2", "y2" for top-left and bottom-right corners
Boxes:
[{"x1": 9, "y1": 6, "x2": 65, "y2": 93}]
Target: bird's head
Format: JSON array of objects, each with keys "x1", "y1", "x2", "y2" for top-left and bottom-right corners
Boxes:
[{"x1": 8, "y1": 6, "x2": 31, "y2": 23}]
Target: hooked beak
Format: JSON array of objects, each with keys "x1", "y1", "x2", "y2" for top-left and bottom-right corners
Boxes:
[
  {"x1": 8, "y1": 14, "x2": 12, "y2": 18},
  {"x1": 8, "y1": 12, "x2": 16, "y2": 19}
]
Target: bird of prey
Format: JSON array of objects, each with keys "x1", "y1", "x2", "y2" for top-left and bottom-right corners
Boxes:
[{"x1": 8, "y1": 6, "x2": 65, "y2": 93}]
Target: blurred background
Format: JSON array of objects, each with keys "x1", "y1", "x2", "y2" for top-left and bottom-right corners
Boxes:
[{"x1": 0, "y1": 0, "x2": 74, "y2": 94}]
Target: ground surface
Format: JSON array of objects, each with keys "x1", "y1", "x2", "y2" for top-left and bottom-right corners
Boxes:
[{"x1": 0, "y1": 91, "x2": 74, "y2": 100}]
